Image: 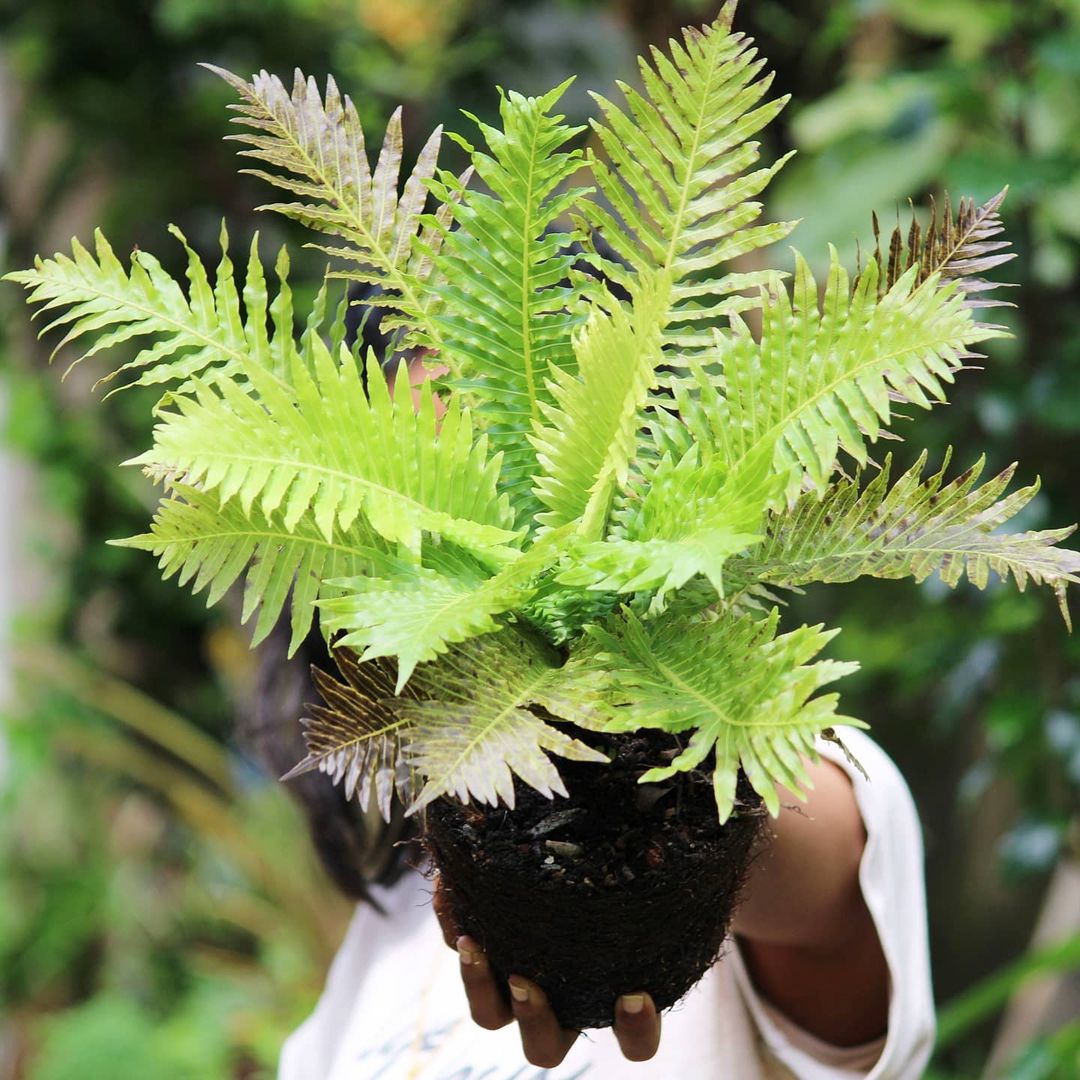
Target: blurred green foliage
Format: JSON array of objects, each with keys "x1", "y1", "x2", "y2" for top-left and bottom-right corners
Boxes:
[
  {"x1": 0, "y1": 649, "x2": 350, "y2": 1075},
  {"x1": 1, "y1": 0, "x2": 1078, "y2": 1076}
]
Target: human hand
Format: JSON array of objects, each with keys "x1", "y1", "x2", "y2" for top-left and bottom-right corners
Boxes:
[{"x1": 432, "y1": 877, "x2": 662, "y2": 1068}]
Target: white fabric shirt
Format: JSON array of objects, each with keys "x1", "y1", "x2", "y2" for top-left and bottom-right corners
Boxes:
[{"x1": 280, "y1": 728, "x2": 934, "y2": 1079}]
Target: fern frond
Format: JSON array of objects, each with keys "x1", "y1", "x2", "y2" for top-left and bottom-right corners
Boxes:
[
  {"x1": 585, "y1": 2, "x2": 794, "y2": 364},
  {"x1": 426, "y1": 81, "x2": 593, "y2": 520},
  {"x1": 397, "y1": 631, "x2": 608, "y2": 813},
  {"x1": 112, "y1": 484, "x2": 384, "y2": 655},
  {"x1": 129, "y1": 346, "x2": 518, "y2": 563},
  {"x1": 736, "y1": 452, "x2": 1080, "y2": 626},
  {"x1": 706, "y1": 253, "x2": 1000, "y2": 503},
  {"x1": 559, "y1": 440, "x2": 777, "y2": 600},
  {"x1": 282, "y1": 651, "x2": 416, "y2": 822},
  {"x1": 873, "y1": 187, "x2": 1014, "y2": 317},
  {"x1": 4, "y1": 226, "x2": 298, "y2": 400},
  {"x1": 528, "y1": 277, "x2": 669, "y2": 536},
  {"x1": 318, "y1": 527, "x2": 573, "y2": 689},
  {"x1": 582, "y1": 609, "x2": 860, "y2": 820},
  {"x1": 206, "y1": 65, "x2": 456, "y2": 350}
]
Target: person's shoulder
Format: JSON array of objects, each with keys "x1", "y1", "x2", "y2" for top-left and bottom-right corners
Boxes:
[{"x1": 817, "y1": 726, "x2": 916, "y2": 816}]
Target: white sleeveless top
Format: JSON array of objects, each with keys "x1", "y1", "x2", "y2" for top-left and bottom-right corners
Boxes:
[{"x1": 279, "y1": 728, "x2": 934, "y2": 1079}]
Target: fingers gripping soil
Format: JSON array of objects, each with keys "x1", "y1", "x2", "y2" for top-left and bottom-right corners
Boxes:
[
  {"x1": 508, "y1": 978, "x2": 581, "y2": 1069},
  {"x1": 435, "y1": 870, "x2": 660, "y2": 1063},
  {"x1": 458, "y1": 936, "x2": 513, "y2": 1030},
  {"x1": 615, "y1": 994, "x2": 662, "y2": 1061}
]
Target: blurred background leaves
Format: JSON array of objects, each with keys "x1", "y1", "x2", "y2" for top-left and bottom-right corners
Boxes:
[{"x1": 0, "y1": 0, "x2": 1077, "y2": 1076}]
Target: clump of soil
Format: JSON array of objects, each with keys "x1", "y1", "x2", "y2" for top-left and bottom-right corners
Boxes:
[{"x1": 424, "y1": 726, "x2": 766, "y2": 1030}]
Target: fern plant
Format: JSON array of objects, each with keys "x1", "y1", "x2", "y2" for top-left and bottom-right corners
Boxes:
[{"x1": 8, "y1": 2, "x2": 1080, "y2": 827}]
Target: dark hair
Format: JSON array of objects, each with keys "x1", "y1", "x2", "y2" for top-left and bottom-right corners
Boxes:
[{"x1": 238, "y1": 614, "x2": 416, "y2": 899}]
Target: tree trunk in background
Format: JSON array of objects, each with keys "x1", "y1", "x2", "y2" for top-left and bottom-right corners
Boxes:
[{"x1": 983, "y1": 859, "x2": 1080, "y2": 1075}]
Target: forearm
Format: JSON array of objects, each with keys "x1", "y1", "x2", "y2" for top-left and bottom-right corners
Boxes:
[{"x1": 731, "y1": 757, "x2": 890, "y2": 1046}]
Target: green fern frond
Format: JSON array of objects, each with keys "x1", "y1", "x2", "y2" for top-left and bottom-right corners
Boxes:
[
  {"x1": 582, "y1": 608, "x2": 860, "y2": 820},
  {"x1": 528, "y1": 277, "x2": 669, "y2": 536},
  {"x1": 129, "y1": 345, "x2": 518, "y2": 562},
  {"x1": 112, "y1": 484, "x2": 385, "y2": 655},
  {"x1": 4, "y1": 226, "x2": 298, "y2": 400},
  {"x1": 426, "y1": 81, "x2": 593, "y2": 520},
  {"x1": 520, "y1": 581, "x2": 620, "y2": 645},
  {"x1": 585, "y1": 1, "x2": 794, "y2": 363},
  {"x1": 705, "y1": 253, "x2": 1000, "y2": 503},
  {"x1": 318, "y1": 527, "x2": 573, "y2": 690},
  {"x1": 559, "y1": 440, "x2": 777, "y2": 600},
  {"x1": 873, "y1": 187, "x2": 1014, "y2": 317},
  {"x1": 282, "y1": 650, "x2": 417, "y2": 822},
  {"x1": 397, "y1": 631, "x2": 608, "y2": 813},
  {"x1": 206, "y1": 65, "x2": 456, "y2": 351},
  {"x1": 735, "y1": 452, "x2": 1080, "y2": 626}
]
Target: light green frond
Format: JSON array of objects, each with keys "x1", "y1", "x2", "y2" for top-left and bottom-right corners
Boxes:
[
  {"x1": 129, "y1": 347, "x2": 518, "y2": 563},
  {"x1": 585, "y1": 2, "x2": 794, "y2": 364},
  {"x1": 318, "y1": 527, "x2": 572, "y2": 690},
  {"x1": 397, "y1": 631, "x2": 608, "y2": 813},
  {"x1": 520, "y1": 581, "x2": 621, "y2": 646},
  {"x1": 426, "y1": 81, "x2": 593, "y2": 520},
  {"x1": 4, "y1": 226, "x2": 298, "y2": 400},
  {"x1": 582, "y1": 609, "x2": 860, "y2": 820},
  {"x1": 111, "y1": 484, "x2": 384, "y2": 654},
  {"x1": 736, "y1": 452, "x2": 1080, "y2": 626},
  {"x1": 529, "y1": 277, "x2": 669, "y2": 536},
  {"x1": 282, "y1": 651, "x2": 417, "y2": 822},
  {"x1": 706, "y1": 253, "x2": 1000, "y2": 504},
  {"x1": 206, "y1": 65, "x2": 454, "y2": 350},
  {"x1": 559, "y1": 440, "x2": 777, "y2": 600}
]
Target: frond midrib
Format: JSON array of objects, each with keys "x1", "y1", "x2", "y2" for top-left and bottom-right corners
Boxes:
[
  {"x1": 424, "y1": 661, "x2": 556, "y2": 783},
  {"x1": 661, "y1": 32, "x2": 723, "y2": 272},
  {"x1": 129, "y1": 522, "x2": 374, "y2": 560},
  {"x1": 255, "y1": 94, "x2": 443, "y2": 353},
  {"x1": 519, "y1": 110, "x2": 544, "y2": 424},
  {"x1": 749, "y1": 533, "x2": 1078, "y2": 581},
  {"x1": 143, "y1": 450, "x2": 501, "y2": 532},
  {"x1": 54, "y1": 273, "x2": 293, "y2": 396},
  {"x1": 728, "y1": 295, "x2": 967, "y2": 476}
]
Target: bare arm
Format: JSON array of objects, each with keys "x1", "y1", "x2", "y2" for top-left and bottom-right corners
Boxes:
[{"x1": 733, "y1": 757, "x2": 890, "y2": 1046}]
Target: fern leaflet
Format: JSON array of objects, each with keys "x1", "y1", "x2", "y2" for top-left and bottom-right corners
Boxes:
[
  {"x1": 734, "y1": 452, "x2": 1080, "y2": 625},
  {"x1": 207, "y1": 65, "x2": 458, "y2": 352},
  {"x1": 426, "y1": 81, "x2": 593, "y2": 521},
  {"x1": 5, "y1": 226, "x2": 298, "y2": 400},
  {"x1": 706, "y1": 254, "x2": 1000, "y2": 503},
  {"x1": 318, "y1": 527, "x2": 573, "y2": 689},
  {"x1": 396, "y1": 631, "x2": 608, "y2": 813},
  {"x1": 581, "y1": 609, "x2": 860, "y2": 820},
  {"x1": 282, "y1": 651, "x2": 417, "y2": 822},
  {"x1": 129, "y1": 344, "x2": 517, "y2": 562},
  {"x1": 114, "y1": 484, "x2": 384, "y2": 654},
  {"x1": 585, "y1": 2, "x2": 795, "y2": 364}
]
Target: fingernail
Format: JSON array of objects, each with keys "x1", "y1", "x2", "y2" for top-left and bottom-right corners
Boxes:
[
  {"x1": 456, "y1": 936, "x2": 480, "y2": 965},
  {"x1": 509, "y1": 979, "x2": 530, "y2": 1003},
  {"x1": 620, "y1": 994, "x2": 645, "y2": 1014}
]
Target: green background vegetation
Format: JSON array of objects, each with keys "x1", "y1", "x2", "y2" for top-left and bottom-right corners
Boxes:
[{"x1": 1, "y1": 0, "x2": 1077, "y2": 1076}]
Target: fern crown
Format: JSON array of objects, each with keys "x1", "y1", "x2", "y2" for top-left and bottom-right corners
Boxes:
[{"x1": 9, "y1": 0, "x2": 1079, "y2": 822}]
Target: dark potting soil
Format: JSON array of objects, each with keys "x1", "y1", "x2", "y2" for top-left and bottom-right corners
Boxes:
[{"x1": 425, "y1": 725, "x2": 766, "y2": 1030}]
